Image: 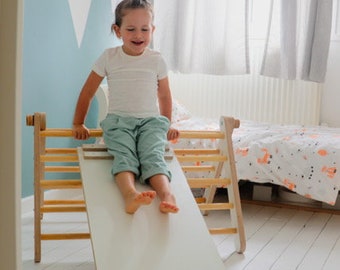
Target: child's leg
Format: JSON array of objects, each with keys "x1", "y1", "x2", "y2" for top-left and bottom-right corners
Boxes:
[
  {"x1": 149, "y1": 174, "x2": 179, "y2": 214},
  {"x1": 115, "y1": 171, "x2": 156, "y2": 214}
]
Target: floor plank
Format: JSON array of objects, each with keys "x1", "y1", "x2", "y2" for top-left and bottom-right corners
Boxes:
[
  {"x1": 223, "y1": 207, "x2": 296, "y2": 269},
  {"x1": 271, "y1": 212, "x2": 331, "y2": 270},
  {"x1": 243, "y1": 210, "x2": 313, "y2": 270},
  {"x1": 301, "y1": 214, "x2": 340, "y2": 270}
]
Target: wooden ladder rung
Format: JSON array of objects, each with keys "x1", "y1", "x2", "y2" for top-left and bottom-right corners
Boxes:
[
  {"x1": 179, "y1": 131, "x2": 225, "y2": 139},
  {"x1": 187, "y1": 178, "x2": 231, "y2": 188},
  {"x1": 40, "y1": 180, "x2": 82, "y2": 189},
  {"x1": 41, "y1": 233, "x2": 91, "y2": 240},
  {"x1": 40, "y1": 155, "x2": 78, "y2": 162},
  {"x1": 198, "y1": 203, "x2": 233, "y2": 211},
  {"x1": 45, "y1": 148, "x2": 77, "y2": 154},
  {"x1": 45, "y1": 166, "x2": 80, "y2": 173},
  {"x1": 174, "y1": 149, "x2": 220, "y2": 155},
  {"x1": 40, "y1": 129, "x2": 102, "y2": 137},
  {"x1": 181, "y1": 165, "x2": 216, "y2": 172},
  {"x1": 177, "y1": 155, "x2": 227, "y2": 163},
  {"x1": 41, "y1": 206, "x2": 86, "y2": 213},
  {"x1": 44, "y1": 200, "x2": 85, "y2": 205},
  {"x1": 195, "y1": 197, "x2": 206, "y2": 203},
  {"x1": 209, "y1": 228, "x2": 237, "y2": 235}
]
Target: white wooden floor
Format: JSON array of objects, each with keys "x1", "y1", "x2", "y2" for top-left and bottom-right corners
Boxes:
[{"x1": 22, "y1": 200, "x2": 340, "y2": 270}]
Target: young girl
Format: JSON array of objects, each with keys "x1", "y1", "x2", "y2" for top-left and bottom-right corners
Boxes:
[{"x1": 72, "y1": 0, "x2": 179, "y2": 214}]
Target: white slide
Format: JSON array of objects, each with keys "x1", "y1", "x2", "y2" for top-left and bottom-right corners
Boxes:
[{"x1": 78, "y1": 147, "x2": 225, "y2": 270}]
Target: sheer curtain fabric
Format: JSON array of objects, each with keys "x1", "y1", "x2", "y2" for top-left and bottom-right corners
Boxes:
[
  {"x1": 261, "y1": 0, "x2": 333, "y2": 82},
  {"x1": 152, "y1": 0, "x2": 250, "y2": 75}
]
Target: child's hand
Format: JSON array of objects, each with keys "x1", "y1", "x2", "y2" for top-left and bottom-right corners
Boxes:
[
  {"x1": 73, "y1": 124, "x2": 90, "y2": 140},
  {"x1": 167, "y1": 128, "x2": 180, "y2": 141}
]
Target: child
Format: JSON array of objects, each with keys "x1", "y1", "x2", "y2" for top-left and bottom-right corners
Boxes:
[{"x1": 72, "y1": 0, "x2": 179, "y2": 214}]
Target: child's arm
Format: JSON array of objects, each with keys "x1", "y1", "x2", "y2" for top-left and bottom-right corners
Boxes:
[
  {"x1": 158, "y1": 77, "x2": 172, "y2": 120},
  {"x1": 157, "y1": 77, "x2": 179, "y2": 141},
  {"x1": 73, "y1": 71, "x2": 104, "y2": 140}
]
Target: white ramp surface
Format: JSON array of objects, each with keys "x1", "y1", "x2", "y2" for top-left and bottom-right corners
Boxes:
[{"x1": 78, "y1": 147, "x2": 225, "y2": 270}]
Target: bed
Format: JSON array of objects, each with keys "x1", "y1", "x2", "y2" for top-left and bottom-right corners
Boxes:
[
  {"x1": 96, "y1": 85, "x2": 340, "y2": 207},
  {"x1": 170, "y1": 104, "x2": 340, "y2": 207}
]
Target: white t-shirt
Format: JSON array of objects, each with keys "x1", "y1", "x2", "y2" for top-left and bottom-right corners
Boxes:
[{"x1": 92, "y1": 46, "x2": 168, "y2": 118}]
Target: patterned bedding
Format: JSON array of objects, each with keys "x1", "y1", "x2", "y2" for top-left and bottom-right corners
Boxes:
[{"x1": 171, "y1": 118, "x2": 340, "y2": 205}]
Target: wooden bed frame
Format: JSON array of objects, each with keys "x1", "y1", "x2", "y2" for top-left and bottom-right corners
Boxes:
[{"x1": 26, "y1": 112, "x2": 245, "y2": 263}]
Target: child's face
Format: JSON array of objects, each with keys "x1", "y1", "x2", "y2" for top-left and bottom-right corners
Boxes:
[{"x1": 114, "y1": 8, "x2": 154, "y2": 56}]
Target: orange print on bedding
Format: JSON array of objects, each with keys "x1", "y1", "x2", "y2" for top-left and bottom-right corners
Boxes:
[
  {"x1": 318, "y1": 149, "x2": 328, "y2": 156},
  {"x1": 304, "y1": 193, "x2": 312, "y2": 199},
  {"x1": 283, "y1": 179, "x2": 296, "y2": 191},
  {"x1": 321, "y1": 166, "x2": 337, "y2": 178},
  {"x1": 236, "y1": 147, "x2": 249, "y2": 157},
  {"x1": 257, "y1": 148, "x2": 271, "y2": 164}
]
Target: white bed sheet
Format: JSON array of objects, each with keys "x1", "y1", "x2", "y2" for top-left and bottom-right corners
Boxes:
[{"x1": 171, "y1": 118, "x2": 340, "y2": 205}]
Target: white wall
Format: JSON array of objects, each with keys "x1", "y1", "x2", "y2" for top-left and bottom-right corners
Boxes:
[
  {"x1": 321, "y1": 41, "x2": 340, "y2": 127},
  {"x1": 0, "y1": 0, "x2": 23, "y2": 269}
]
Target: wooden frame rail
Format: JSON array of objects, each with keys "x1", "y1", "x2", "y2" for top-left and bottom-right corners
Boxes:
[
  {"x1": 26, "y1": 112, "x2": 102, "y2": 263},
  {"x1": 173, "y1": 117, "x2": 246, "y2": 253}
]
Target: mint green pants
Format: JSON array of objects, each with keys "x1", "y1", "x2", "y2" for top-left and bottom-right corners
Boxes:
[{"x1": 100, "y1": 114, "x2": 171, "y2": 184}]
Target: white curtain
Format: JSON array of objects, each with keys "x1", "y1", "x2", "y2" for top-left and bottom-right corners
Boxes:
[
  {"x1": 261, "y1": 0, "x2": 333, "y2": 82},
  {"x1": 152, "y1": 0, "x2": 250, "y2": 75}
]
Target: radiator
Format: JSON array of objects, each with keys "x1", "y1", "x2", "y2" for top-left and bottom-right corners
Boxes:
[{"x1": 168, "y1": 46, "x2": 323, "y2": 125}]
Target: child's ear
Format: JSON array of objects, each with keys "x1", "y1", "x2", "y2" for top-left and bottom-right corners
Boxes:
[{"x1": 112, "y1": 24, "x2": 121, "y2": 38}]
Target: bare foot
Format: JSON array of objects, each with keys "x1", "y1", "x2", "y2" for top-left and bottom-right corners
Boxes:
[
  {"x1": 159, "y1": 194, "x2": 179, "y2": 214},
  {"x1": 125, "y1": 191, "x2": 156, "y2": 214}
]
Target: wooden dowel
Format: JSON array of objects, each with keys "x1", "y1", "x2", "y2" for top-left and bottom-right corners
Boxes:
[
  {"x1": 198, "y1": 203, "x2": 233, "y2": 211},
  {"x1": 40, "y1": 180, "x2": 82, "y2": 189},
  {"x1": 41, "y1": 233, "x2": 90, "y2": 240},
  {"x1": 41, "y1": 206, "x2": 86, "y2": 213},
  {"x1": 209, "y1": 228, "x2": 237, "y2": 235},
  {"x1": 40, "y1": 155, "x2": 78, "y2": 162},
  {"x1": 177, "y1": 155, "x2": 227, "y2": 163},
  {"x1": 40, "y1": 128, "x2": 103, "y2": 137},
  {"x1": 181, "y1": 165, "x2": 216, "y2": 172},
  {"x1": 45, "y1": 148, "x2": 77, "y2": 154},
  {"x1": 195, "y1": 197, "x2": 206, "y2": 203},
  {"x1": 45, "y1": 166, "x2": 80, "y2": 173},
  {"x1": 179, "y1": 130, "x2": 224, "y2": 139},
  {"x1": 187, "y1": 178, "x2": 231, "y2": 188},
  {"x1": 44, "y1": 200, "x2": 85, "y2": 205},
  {"x1": 174, "y1": 149, "x2": 220, "y2": 155}
]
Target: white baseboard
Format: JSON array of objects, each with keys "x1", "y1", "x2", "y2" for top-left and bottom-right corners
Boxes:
[{"x1": 21, "y1": 189, "x2": 84, "y2": 217}]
